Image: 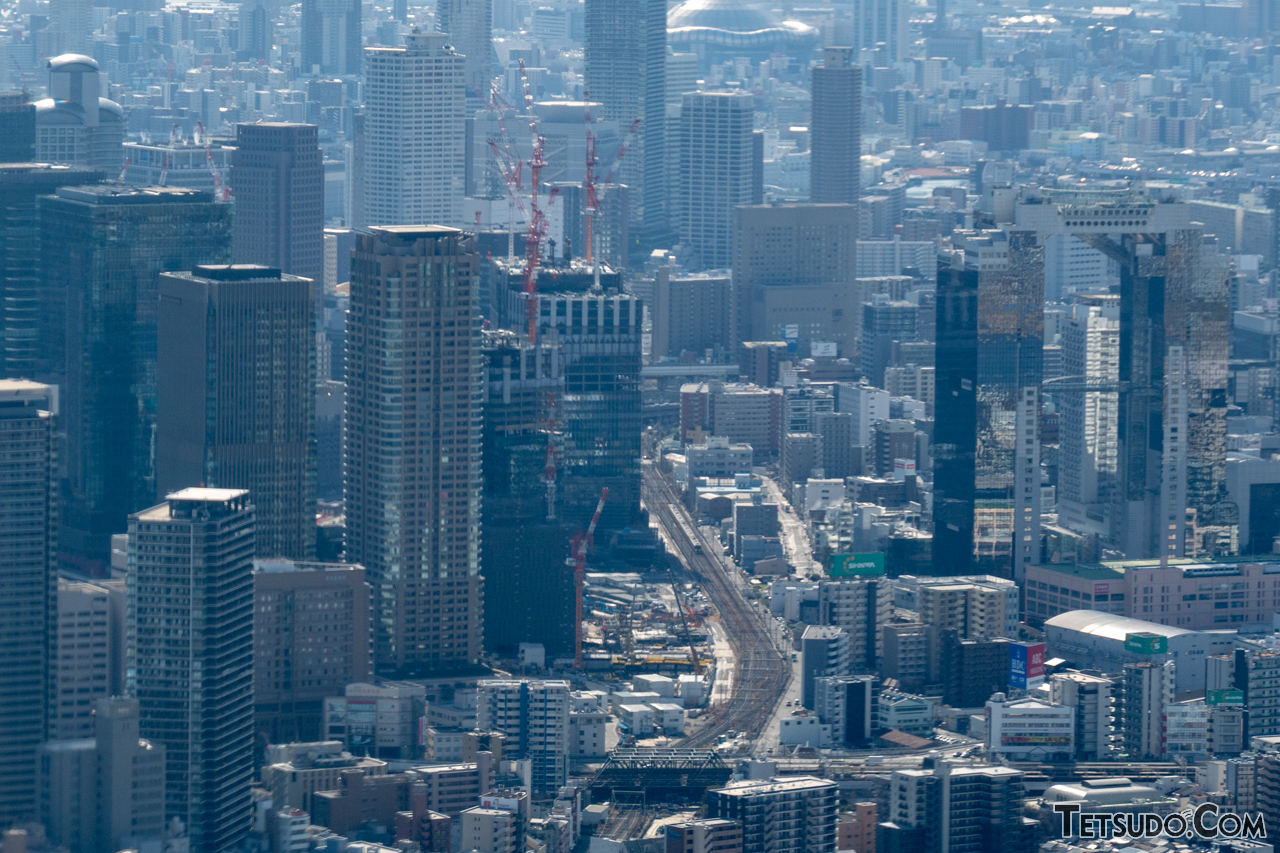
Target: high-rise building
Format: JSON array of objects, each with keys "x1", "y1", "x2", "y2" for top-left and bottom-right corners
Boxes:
[
  {"x1": 345, "y1": 227, "x2": 484, "y2": 677},
  {"x1": 253, "y1": 559, "x2": 372, "y2": 743},
  {"x1": 801, "y1": 626, "x2": 850, "y2": 709},
  {"x1": 45, "y1": 185, "x2": 232, "y2": 574},
  {"x1": 480, "y1": 331, "x2": 575, "y2": 659},
  {"x1": 652, "y1": 267, "x2": 733, "y2": 360},
  {"x1": 301, "y1": 0, "x2": 363, "y2": 76},
  {"x1": 677, "y1": 92, "x2": 754, "y2": 270},
  {"x1": 1015, "y1": 189, "x2": 1235, "y2": 560},
  {"x1": 1119, "y1": 661, "x2": 1174, "y2": 760},
  {"x1": 817, "y1": 578, "x2": 892, "y2": 672},
  {"x1": 513, "y1": 287, "x2": 644, "y2": 533},
  {"x1": 157, "y1": 264, "x2": 317, "y2": 560},
  {"x1": 437, "y1": 0, "x2": 492, "y2": 102},
  {"x1": 477, "y1": 680, "x2": 570, "y2": 796},
  {"x1": 1048, "y1": 671, "x2": 1115, "y2": 760},
  {"x1": 52, "y1": 579, "x2": 111, "y2": 740},
  {"x1": 34, "y1": 56, "x2": 125, "y2": 172},
  {"x1": 707, "y1": 777, "x2": 838, "y2": 853},
  {"x1": 1057, "y1": 294, "x2": 1120, "y2": 538},
  {"x1": 880, "y1": 762, "x2": 1034, "y2": 853},
  {"x1": 36, "y1": 697, "x2": 167, "y2": 853},
  {"x1": 363, "y1": 33, "x2": 465, "y2": 228},
  {"x1": 584, "y1": 0, "x2": 667, "y2": 233},
  {"x1": 129, "y1": 488, "x2": 255, "y2": 853},
  {"x1": 0, "y1": 164, "x2": 101, "y2": 382},
  {"x1": 0, "y1": 381, "x2": 57, "y2": 825},
  {"x1": 0, "y1": 94, "x2": 36, "y2": 162},
  {"x1": 939, "y1": 630, "x2": 1011, "y2": 708},
  {"x1": 814, "y1": 675, "x2": 874, "y2": 749},
  {"x1": 231, "y1": 124, "x2": 325, "y2": 318},
  {"x1": 933, "y1": 229, "x2": 1043, "y2": 581},
  {"x1": 847, "y1": 0, "x2": 908, "y2": 61},
  {"x1": 810, "y1": 48, "x2": 862, "y2": 204},
  {"x1": 731, "y1": 205, "x2": 859, "y2": 355}
]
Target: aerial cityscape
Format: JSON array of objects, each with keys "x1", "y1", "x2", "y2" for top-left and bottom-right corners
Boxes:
[{"x1": 4, "y1": 0, "x2": 1280, "y2": 851}]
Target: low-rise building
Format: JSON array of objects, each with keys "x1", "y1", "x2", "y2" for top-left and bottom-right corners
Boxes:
[{"x1": 984, "y1": 693, "x2": 1075, "y2": 762}]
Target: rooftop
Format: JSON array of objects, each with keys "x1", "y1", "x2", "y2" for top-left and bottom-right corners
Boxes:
[{"x1": 1043, "y1": 610, "x2": 1196, "y2": 640}]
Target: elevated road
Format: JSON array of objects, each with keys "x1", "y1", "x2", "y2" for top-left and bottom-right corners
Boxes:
[{"x1": 643, "y1": 464, "x2": 790, "y2": 749}]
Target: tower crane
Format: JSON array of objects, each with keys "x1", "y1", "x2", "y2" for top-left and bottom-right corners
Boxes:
[{"x1": 568, "y1": 487, "x2": 609, "y2": 670}]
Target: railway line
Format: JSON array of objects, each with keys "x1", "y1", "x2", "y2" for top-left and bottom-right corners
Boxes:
[{"x1": 642, "y1": 464, "x2": 790, "y2": 749}]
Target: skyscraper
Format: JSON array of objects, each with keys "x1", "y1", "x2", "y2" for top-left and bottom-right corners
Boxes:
[
  {"x1": 933, "y1": 229, "x2": 1044, "y2": 581},
  {"x1": 34, "y1": 55, "x2": 126, "y2": 172},
  {"x1": 810, "y1": 47, "x2": 862, "y2": 205},
  {"x1": 345, "y1": 227, "x2": 484, "y2": 677},
  {"x1": 157, "y1": 265, "x2": 317, "y2": 560},
  {"x1": 301, "y1": 0, "x2": 363, "y2": 76},
  {"x1": 731, "y1": 204, "x2": 859, "y2": 354},
  {"x1": 230, "y1": 124, "x2": 325, "y2": 317},
  {"x1": 477, "y1": 680, "x2": 570, "y2": 796},
  {"x1": 129, "y1": 488, "x2": 255, "y2": 853},
  {"x1": 363, "y1": 33, "x2": 465, "y2": 228},
  {"x1": 584, "y1": 0, "x2": 667, "y2": 233},
  {"x1": 43, "y1": 185, "x2": 232, "y2": 574},
  {"x1": 0, "y1": 164, "x2": 101, "y2": 382},
  {"x1": 437, "y1": 0, "x2": 492, "y2": 102},
  {"x1": 707, "y1": 777, "x2": 838, "y2": 853},
  {"x1": 677, "y1": 91, "x2": 755, "y2": 270},
  {"x1": 848, "y1": 0, "x2": 908, "y2": 61},
  {"x1": 0, "y1": 381, "x2": 57, "y2": 825}
]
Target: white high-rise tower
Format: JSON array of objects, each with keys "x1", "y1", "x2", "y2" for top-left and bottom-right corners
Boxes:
[{"x1": 363, "y1": 32, "x2": 465, "y2": 227}]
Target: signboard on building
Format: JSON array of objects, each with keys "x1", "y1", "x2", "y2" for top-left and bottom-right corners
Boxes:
[
  {"x1": 1009, "y1": 642, "x2": 1046, "y2": 690},
  {"x1": 1207, "y1": 688, "x2": 1245, "y2": 706},
  {"x1": 810, "y1": 341, "x2": 837, "y2": 358},
  {"x1": 829, "y1": 552, "x2": 885, "y2": 577},
  {"x1": 1124, "y1": 632, "x2": 1168, "y2": 655},
  {"x1": 1094, "y1": 583, "x2": 1109, "y2": 596}
]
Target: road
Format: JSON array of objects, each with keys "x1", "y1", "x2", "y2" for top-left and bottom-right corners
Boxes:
[
  {"x1": 761, "y1": 475, "x2": 821, "y2": 575},
  {"x1": 642, "y1": 463, "x2": 790, "y2": 749}
]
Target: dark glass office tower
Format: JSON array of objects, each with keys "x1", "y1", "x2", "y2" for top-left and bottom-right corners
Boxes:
[
  {"x1": 0, "y1": 94, "x2": 36, "y2": 162},
  {"x1": 933, "y1": 229, "x2": 1044, "y2": 581},
  {"x1": 513, "y1": 288, "x2": 644, "y2": 534},
  {"x1": 480, "y1": 330, "x2": 575, "y2": 658},
  {"x1": 42, "y1": 185, "x2": 232, "y2": 575},
  {"x1": 0, "y1": 381, "x2": 57, "y2": 825},
  {"x1": 0, "y1": 164, "x2": 101, "y2": 382},
  {"x1": 157, "y1": 265, "x2": 317, "y2": 560}
]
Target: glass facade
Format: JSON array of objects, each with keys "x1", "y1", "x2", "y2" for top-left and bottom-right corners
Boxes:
[{"x1": 42, "y1": 186, "x2": 232, "y2": 573}]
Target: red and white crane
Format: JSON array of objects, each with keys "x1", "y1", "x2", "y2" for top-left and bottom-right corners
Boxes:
[
  {"x1": 196, "y1": 121, "x2": 230, "y2": 201},
  {"x1": 568, "y1": 487, "x2": 609, "y2": 670}
]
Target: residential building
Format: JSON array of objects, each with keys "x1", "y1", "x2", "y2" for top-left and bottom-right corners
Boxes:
[
  {"x1": 35, "y1": 698, "x2": 166, "y2": 853},
  {"x1": 461, "y1": 807, "x2": 518, "y2": 853},
  {"x1": 0, "y1": 381, "x2": 57, "y2": 824},
  {"x1": 939, "y1": 631, "x2": 1010, "y2": 708},
  {"x1": 801, "y1": 626, "x2": 850, "y2": 709},
  {"x1": 881, "y1": 622, "x2": 930, "y2": 688},
  {"x1": 847, "y1": 0, "x2": 908, "y2": 61},
  {"x1": 362, "y1": 34, "x2": 464, "y2": 227},
  {"x1": 45, "y1": 185, "x2": 232, "y2": 574},
  {"x1": 1048, "y1": 671, "x2": 1115, "y2": 760},
  {"x1": 732, "y1": 204, "x2": 860, "y2": 354},
  {"x1": 817, "y1": 578, "x2": 892, "y2": 672},
  {"x1": 345, "y1": 227, "x2": 483, "y2": 676},
  {"x1": 881, "y1": 762, "x2": 1034, "y2": 853},
  {"x1": 129, "y1": 489, "x2": 255, "y2": 853},
  {"x1": 437, "y1": 0, "x2": 492, "y2": 100},
  {"x1": 253, "y1": 560, "x2": 373, "y2": 743},
  {"x1": 810, "y1": 48, "x2": 862, "y2": 204},
  {"x1": 678, "y1": 92, "x2": 754, "y2": 271},
  {"x1": 477, "y1": 680, "x2": 570, "y2": 795},
  {"x1": 1119, "y1": 661, "x2": 1175, "y2": 760},
  {"x1": 231, "y1": 124, "x2": 324, "y2": 317},
  {"x1": 837, "y1": 804, "x2": 877, "y2": 853},
  {"x1": 814, "y1": 675, "x2": 874, "y2": 748},
  {"x1": 157, "y1": 265, "x2": 316, "y2": 560},
  {"x1": 707, "y1": 777, "x2": 838, "y2": 853}
]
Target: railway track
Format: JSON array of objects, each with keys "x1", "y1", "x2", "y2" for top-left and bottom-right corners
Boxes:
[{"x1": 642, "y1": 465, "x2": 790, "y2": 749}]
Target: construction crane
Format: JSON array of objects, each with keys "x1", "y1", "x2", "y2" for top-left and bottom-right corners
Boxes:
[
  {"x1": 518, "y1": 59, "x2": 558, "y2": 344},
  {"x1": 159, "y1": 152, "x2": 171, "y2": 186},
  {"x1": 196, "y1": 121, "x2": 230, "y2": 201},
  {"x1": 568, "y1": 487, "x2": 609, "y2": 671},
  {"x1": 117, "y1": 158, "x2": 131, "y2": 186},
  {"x1": 582, "y1": 108, "x2": 640, "y2": 292},
  {"x1": 670, "y1": 576, "x2": 704, "y2": 674}
]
